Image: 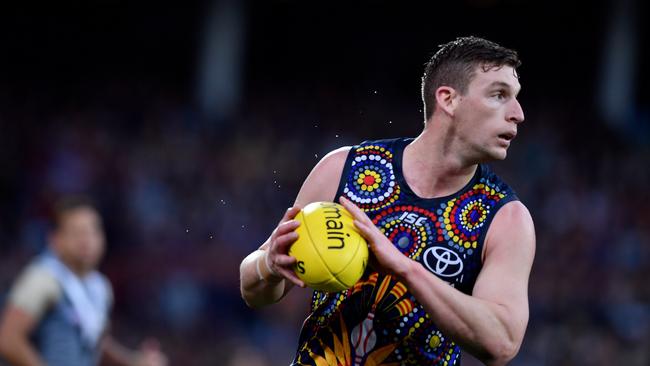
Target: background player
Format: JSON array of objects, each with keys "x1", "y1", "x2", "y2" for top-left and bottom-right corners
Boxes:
[{"x1": 0, "y1": 197, "x2": 168, "y2": 366}]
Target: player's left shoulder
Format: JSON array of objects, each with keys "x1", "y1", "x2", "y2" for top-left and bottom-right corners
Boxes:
[
  {"x1": 483, "y1": 201, "x2": 536, "y2": 258},
  {"x1": 494, "y1": 200, "x2": 534, "y2": 228}
]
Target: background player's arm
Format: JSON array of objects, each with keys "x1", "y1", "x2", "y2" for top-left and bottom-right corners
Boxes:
[
  {"x1": 0, "y1": 267, "x2": 59, "y2": 366},
  {"x1": 101, "y1": 334, "x2": 167, "y2": 366},
  {"x1": 341, "y1": 197, "x2": 535, "y2": 365},
  {"x1": 0, "y1": 306, "x2": 44, "y2": 366},
  {"x1": 240, "y1": 146, "x2": 351, "y2": 308},
  {"x1": 100, "y1": 281, "x2": 167, "y2": 366}
]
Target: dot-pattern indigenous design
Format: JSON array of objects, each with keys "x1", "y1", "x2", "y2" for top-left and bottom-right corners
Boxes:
[
  {"x1": 435, "y1": 178, "x2": 508, "y2": 256},
  {"x1": 310, "y1": 289, "x2": 350, "y2": 326},
  {"x1": 343, "y1": 144, "x2": 401, "y2": 211},
  {"x1": 293, "y1": 138, "x2": 517, "y2": 366},
  {"x1": 371, "y1": 205, "x2": 437, "y2": 260},
  {"x1": 402, "y1": 314, "x2": 459, "y2": 365}
]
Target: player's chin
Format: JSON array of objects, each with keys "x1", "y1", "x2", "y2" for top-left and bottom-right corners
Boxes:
[{"x1": 487, "y1": 146, "x2": 508, "y2": 161}]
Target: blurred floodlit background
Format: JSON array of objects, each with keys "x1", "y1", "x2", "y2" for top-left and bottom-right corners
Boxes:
[{"x1": 0, "y1": 0, "x2": 649, "y2": 365}]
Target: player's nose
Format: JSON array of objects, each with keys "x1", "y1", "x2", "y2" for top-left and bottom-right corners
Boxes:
[{"x1": 507, "y1": 99, "x2": 525, "y2": 124}]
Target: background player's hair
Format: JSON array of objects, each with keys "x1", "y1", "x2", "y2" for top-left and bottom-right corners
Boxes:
[
  {"x1": 421, "y1": 36, "x2": 521, "y2": 120},
  {"x1": 51, "y1": 195, "x2": 99, "y2": 231}
]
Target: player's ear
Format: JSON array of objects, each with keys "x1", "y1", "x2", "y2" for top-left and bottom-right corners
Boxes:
[{"x1": 434, "y1": 86, "x2": 459, "y2": 117}]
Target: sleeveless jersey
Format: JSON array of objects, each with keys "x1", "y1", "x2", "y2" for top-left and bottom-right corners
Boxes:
[
  {"x1": 31, "y1": 254, "x2": 111, "y2": 366},
  {"x1": 292, "y1": 137, "x2": 519, "y2": 366}
]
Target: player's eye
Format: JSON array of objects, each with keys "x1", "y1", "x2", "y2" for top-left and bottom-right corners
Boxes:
[{"x1": 492, "y1": 91, "x2": 507, "y2": 101}]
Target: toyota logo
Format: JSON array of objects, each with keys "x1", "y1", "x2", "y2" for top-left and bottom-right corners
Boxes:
[{"x1": 423, "y1": 247, "x2": 464, "y2": 278}]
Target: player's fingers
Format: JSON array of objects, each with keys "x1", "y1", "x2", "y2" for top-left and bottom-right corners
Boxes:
[
  {"x1": 276, "y1": 219, "x2": 300, "y2": 236},
  {"x1": 274, "y1": 231, "x2": 299, "y2": 253},
  {"x1": 287, "y1": 205, "x2": 302, "y2": 219},
  {"x1": 147, "y1": 354, "x2": 168, "y2": 366},
  {"x1": 278, "y1": 207, "x2": 294, "y2": 223},
  {"x1": 276, "y1": 267, "x2": 306, "y2": 288},
  {"x1": 265, "y1": 252, "x2": 291, "y2": 281},
  {"x1": 279, "y1": 206, "x2": 302, "y2": 225},
  {"x1": 354, "y1": 219, "x2": 389, "y2": 251},
  {"x1": 274, "y1": 253, "x2": 297, "y2": 267},
  {"x1": 339, "y1": 196, "x2": 373, "y2": 225},
  {"x1": 269, "y1": 223, "x2": 299, "y2": 253},
  {"x1": 352, "y1": 219, "x2": 376, "y2": 241}
]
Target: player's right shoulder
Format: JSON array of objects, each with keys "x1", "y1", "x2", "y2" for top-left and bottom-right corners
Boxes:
[
  {"x1": 294, "y1": 146, "x2": 352, "y2": 207},
  {"x1": 8, "y1": 264, "x2": 61, "y2": 317},
  {"x1": 315, "y1": 146, "x2": 352, "y2": 173},
  {"x1": 13, "y1": 264, "x2": 60, "y2": 292}
]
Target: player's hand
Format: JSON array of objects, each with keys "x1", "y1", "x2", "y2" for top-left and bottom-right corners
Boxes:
[
  {"x1": 134, "y1": 338, "x2": 168, "y2": 366},
  {"x1": 265, "y1": 206, "x2": 306, "y2": 287},
  {"x1": 339, "y1": 196, "x2": 412, "y2": 280}
]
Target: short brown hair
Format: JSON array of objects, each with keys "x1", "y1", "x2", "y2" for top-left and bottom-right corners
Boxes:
[
  {"x1": 51, "y1": 195, "x2": 99, "y2": 231},
  {"x1": 421, "y1": 36, "x2": 521, "y2": 120}
]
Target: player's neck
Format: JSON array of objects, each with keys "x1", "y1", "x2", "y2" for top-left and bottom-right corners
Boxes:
[
  {"x1": 402, "y1": 128, "x2": 477, "y2": 199},
  {"x1": 55, "y1": 252, "x2": 91, "y2": 277}
]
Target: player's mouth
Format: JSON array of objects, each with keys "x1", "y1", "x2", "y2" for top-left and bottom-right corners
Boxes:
[{"x1": 498, "y1": 131, "x2": 517, "y2": 144}]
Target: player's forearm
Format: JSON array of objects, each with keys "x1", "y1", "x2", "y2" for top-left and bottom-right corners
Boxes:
[
  {"x1": 400, "y1": 261, "x2": 522, "y2": 365},
  {"x1": 0, "y1": 335, "x2": 45, "y2": 366},
  {"x1": 101, "y1": 336, "x2": 139, "y2": 366},
  {"x1": 239, "y1": 250, "x2": 287, "y2": 308}
]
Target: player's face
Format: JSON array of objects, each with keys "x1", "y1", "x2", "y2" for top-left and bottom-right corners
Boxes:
[
  {"x1": 454, "y1": 65, "x2": 524, "y2": 161},
  {"x1": 52, "y1": 207, "x2": 106, "y2": 274}
]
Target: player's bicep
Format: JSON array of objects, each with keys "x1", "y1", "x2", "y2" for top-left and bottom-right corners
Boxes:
[{"x1": 472, "y1": 201, "x2": 535, "y2": 337}]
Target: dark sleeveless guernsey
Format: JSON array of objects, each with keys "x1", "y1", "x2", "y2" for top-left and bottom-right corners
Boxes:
[{"x1": 292, "y1": 137, "x2": 518, "y2": 366}]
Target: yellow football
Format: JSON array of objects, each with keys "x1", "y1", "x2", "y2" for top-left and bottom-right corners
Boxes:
[{"x1": 289, "y1": 201, "x2": 368, "y2": 292}]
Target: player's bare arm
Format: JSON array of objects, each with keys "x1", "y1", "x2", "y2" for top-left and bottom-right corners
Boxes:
[
  {"x1": 340, "y1": 196, "x2": 535, "y2": 365},
  {"x1": 101, "y1": 333, "x2": 168, "y2": 366},
  {"x1": 240, "y1": 146, "x2": 351, "y2": 308},
  {"x1": 0, "y1": 265, "x2": 60, "y2": 366},
  {"x1": 0, "y1": 305, "x2": 45, "y2": 366}
]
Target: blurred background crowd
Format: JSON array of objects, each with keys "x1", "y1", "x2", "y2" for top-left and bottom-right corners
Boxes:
[{"x1": 1, "y1": 0, "x2": 648, "y2": 365}]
